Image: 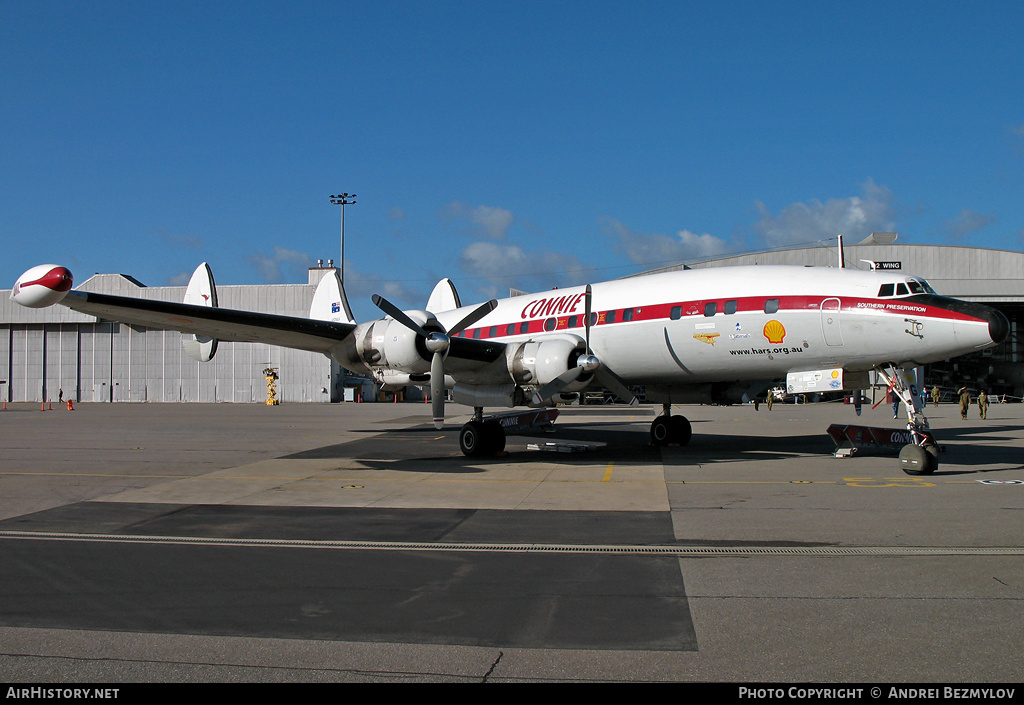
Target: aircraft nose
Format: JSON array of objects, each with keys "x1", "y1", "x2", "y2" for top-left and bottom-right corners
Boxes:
[
  {"x1": 953, "y1": 302, "x2": 1008, "y2": 350},
  {"x1": 986, "y1": 308, "x2": 1010, "y2": 346}
]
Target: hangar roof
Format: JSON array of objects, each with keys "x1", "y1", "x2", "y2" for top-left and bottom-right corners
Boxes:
[{"x1": 635, "y1": 241, "x2": 1024, "y2": 303}]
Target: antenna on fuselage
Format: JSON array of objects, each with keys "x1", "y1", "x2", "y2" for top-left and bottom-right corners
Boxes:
[{"x1": 837, "y1": 234, "x2": 845, "y2": 268}]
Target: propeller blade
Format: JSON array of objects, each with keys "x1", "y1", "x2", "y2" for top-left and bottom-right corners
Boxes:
[
  {"x1": 584, "y1": 284, "x2": 592, "y2": 354},
  {"x1": 372, "y1": 295, "x2": 496, "y2": 429},
  {"x1": 372, "y1": 294, "x2": 430, "y2": 338},
  {"x1": 447, "y1": 299, "x2": 498, "y2": 336},
  {"x1": 431, "y1": 351, "x2": 445, "y2": 429},
  {"x1": 531, "y1": 354, "x2": 600, "y2": 404},
  {"x1": 531, "y1": 366, "x2": 586, "y2": 405},
  {"x1": 594, "y1": 367, "x2": 639, "y2": 406}
]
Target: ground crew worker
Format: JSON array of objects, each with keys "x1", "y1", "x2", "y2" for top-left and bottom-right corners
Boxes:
[
  {"x1": 978, "y1": 390, "x2": 989, "y2": 420},
  {"x1": 931, "y1": 385, "x2": 940, "y2": 407},
  {"x1": 958, "y1": 387, "x2": 971, "y2": 420}
]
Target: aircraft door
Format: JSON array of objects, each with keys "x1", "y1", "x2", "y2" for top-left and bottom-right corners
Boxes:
[{"x1": 820, "y1": 298, "x2": 844, "y2": 347}]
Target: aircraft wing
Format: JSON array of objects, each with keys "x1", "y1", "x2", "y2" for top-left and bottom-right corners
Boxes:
[
  {"x1": 59, "y1": 291, "x2": 356, "y2": 355},
  {"x1": 446, "y1": 335, "x2": 507, "y2": 364}
]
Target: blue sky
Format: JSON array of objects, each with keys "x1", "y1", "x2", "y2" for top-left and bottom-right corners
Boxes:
[{"x1": 4, "y1": 1, "x2": 1024, "y2": 322}]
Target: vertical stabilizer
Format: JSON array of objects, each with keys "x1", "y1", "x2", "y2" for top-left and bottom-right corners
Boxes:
[
  {"x1": 181, "y1": 262, "x2": 219, "y2": 362},
  {"x1": 426, "y1": 278, "x2": 462, "y2": 313},
  {"x1": 310, "y1": 268, "x2": 355, "y2": 324}
]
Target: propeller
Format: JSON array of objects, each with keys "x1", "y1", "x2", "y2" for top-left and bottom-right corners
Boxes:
[
  {"x1": 372, "y1": 295, "x2": 497, "y2": 428},
  {"x1": 530, "y1": 285, "x2": 638, "y2": 406}
]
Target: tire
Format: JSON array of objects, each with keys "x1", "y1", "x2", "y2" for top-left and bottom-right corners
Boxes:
[
  {"x1": 459, "y1": 420, "x2": 505, "y2": 457},
  {"x1": 460, "y1": 421, "x2": 488, "y2": 457},
  {"x1": 650, "y1": 416, "x2": 671, "y2": 445},
  {"x1": 670, "y1": 415, "x2": 692, "y2": 446},
  {"x1": 484, "y1": 420, "x2": 506, "y2": 454},
  {"x1": 651, "y1": 415, "x2": 692, "y2": 446},
  {"x1": 899, "y1": 443, "x2": 935, "y2": 475}
]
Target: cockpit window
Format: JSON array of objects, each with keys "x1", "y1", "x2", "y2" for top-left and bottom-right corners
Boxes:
[
  {"x1": 895, "y1": 283, "x2": 909, "y2": 296},
  {"x1": 907, "y1": 280, "x2": 924, "y2": 294},
  {"x1": 878, "y1": 283, "x2": 895, "y2": 297}
]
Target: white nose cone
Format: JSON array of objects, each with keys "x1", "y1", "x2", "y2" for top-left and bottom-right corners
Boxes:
[{"x1": 11, "y1": 265, "x2": 74, "y2": 308}]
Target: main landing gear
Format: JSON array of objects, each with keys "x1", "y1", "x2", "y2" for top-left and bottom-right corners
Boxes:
[
  {"x1": 459, "y1": 419, "x2": 506, "y2": 457},
  {"x1": 457, "y1": 407, "x2": 559, "y2": 457},
  {"x1": 650, "y1": 405, "x2": 692, "y2": 446}
]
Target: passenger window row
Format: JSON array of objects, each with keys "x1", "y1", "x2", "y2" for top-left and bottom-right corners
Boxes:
[
  {"x1": 465, "y1": 297, "x2": 786, "y2": 338},
  {"x1": 679, "y1": 299, "x2": 778, "y2": 318}
]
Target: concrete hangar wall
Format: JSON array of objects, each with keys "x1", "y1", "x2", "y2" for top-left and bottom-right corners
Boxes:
[
  {"x1": 642, "y1": 236, "x2": 1024, "y2": 396},
  {"x1": 0, "y1": 267, "x2": 354, "y2": 404}
]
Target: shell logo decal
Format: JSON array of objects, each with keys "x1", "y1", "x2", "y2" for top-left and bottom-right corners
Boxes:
[{"x1": 763, "y1": 319, "x2": 786, "y2": 344}]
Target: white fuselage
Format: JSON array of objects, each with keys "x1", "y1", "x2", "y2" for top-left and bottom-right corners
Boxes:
[{"x1": 337, "y1": 265, "x2": 1001, "y2": 398}]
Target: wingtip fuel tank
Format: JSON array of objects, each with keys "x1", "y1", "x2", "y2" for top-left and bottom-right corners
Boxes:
[{"x1": 11, "y1": 265, "x2": 74, "y2": 308}]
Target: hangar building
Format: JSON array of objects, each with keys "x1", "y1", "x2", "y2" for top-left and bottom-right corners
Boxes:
[
  {"x1": 3, "y1": 235, "x2": 1022, "y2": 403},
  {"x1": 0, "y1": 265, "x2": 369, "y2": 404}
]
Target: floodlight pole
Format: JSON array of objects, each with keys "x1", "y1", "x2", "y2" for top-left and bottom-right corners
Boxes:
[{"x1": 329, "y1": 193, "x2": 356, "y2": 282}]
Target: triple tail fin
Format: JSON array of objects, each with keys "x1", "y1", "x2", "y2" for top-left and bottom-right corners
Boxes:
[{"x1": 310, "y1": 268, "x2": 355, "y2": 324}]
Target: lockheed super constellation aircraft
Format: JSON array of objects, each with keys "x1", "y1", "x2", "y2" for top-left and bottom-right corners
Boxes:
[{"x1": 12, "y1": 259, "x2": 1008, "y2": 473}]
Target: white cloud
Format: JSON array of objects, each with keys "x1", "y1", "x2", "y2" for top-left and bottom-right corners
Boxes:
[
  {"x1": 156, "y1": 227, "x2": 203, "y2": 250},
  {"x1": 753, "y1": 179, "x2": 897, "y2": 248},
  {"x1": 605, "y1": 218, "x2": 730, "y2": 265},
  {"x1": 343, "y1": 267, "x2": 423, "y2": 306},
  {"x1": 945, "y1": 209, "x2": 995, "y2": 240},
  {"x1": 247, "y1": 246, "x2": 311, "y2": 283},
  {"x1": 167, "y1": 271, "x2": 192, "y2": 286},
  {"x1": 443, "y1": 201, "x2": 515, "y2": 240},
  {"x1": 458, "y1": 240, "x2": 590, "y2": 297}
]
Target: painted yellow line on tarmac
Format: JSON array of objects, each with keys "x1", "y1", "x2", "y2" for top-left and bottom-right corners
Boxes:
[{"x1": 602, "y1": 462, "x2": 615, "y2": 482}]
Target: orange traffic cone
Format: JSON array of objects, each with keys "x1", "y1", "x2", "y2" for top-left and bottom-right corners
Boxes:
[{"x1": 67, "y1": 399, "x2": 75, "y2": 411}]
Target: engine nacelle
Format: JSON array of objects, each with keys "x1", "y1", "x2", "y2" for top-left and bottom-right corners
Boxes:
[
  {"x1": 353, "y1": 310, "x2": 440, "y2": 373},
  {"x1": 376, "y1": 370, "x2": 434, "y2": 390},
  {"x1": 507, "y1": 336, "x2": 589, "y2": 391},
  {"x1": 452, "y1": 383, "x2": 527, "y2": 409},
  {"x1": 11, "y1": 265, "x2": 73, "y2": 308}
]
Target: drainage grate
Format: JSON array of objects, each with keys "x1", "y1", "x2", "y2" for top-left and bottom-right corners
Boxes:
[{"x1": 2, "y1": 531, "x2": 1023, "y2": 556}]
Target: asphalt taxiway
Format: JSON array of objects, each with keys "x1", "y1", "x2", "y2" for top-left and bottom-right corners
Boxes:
[{"x1": 1, "y1": 398, "x2": 1023, "y2": 682}]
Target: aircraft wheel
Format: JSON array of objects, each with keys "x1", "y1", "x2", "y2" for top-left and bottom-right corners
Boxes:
[
  {"x1": 460, "y1": 421, "x2": 488, "y2": 457},
  {"x1": 924, "y1": 443, "x2": 940, "y2": 472},
  {"x1": 670, "y1": 415, "x2": 692, "y2": 446},
  {"x1": 898, "y1": 444, "x2": 936, "y2": 475},
  {"x1": 650, "y1": 416, "x2": 672, "y2": 446},
  {"x1": 651, "y1": 415, "x2": 692, "y2": 446},
  {"x1": 484, "y1": 420, "x2": 506, "y2": 454},
  {"x1": 459, "y1": 420, "x2": 505, "y2": 457}
]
